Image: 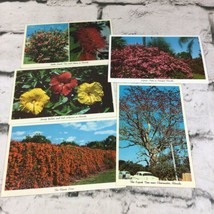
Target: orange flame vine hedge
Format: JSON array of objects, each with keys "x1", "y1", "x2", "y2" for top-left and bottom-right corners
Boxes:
[{"x1": 5, "y1": 141, "x2": 116, "y2": 190}]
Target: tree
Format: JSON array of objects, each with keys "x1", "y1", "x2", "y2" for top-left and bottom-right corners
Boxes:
[
  {"x1": 22, "y1": 133, "x2": 51, "y2": 144},
  {"x1": 147, "y1": 37, "x2": 175, "y2": 55},
  {"x1": 60, "y1": 140, "x2": 79, "y2": 146},
  {"x1": 178, "y1": 37, "x2": 197, "y2": 56},
  {"x1": 119, "y1": 86, "x2": 188, "y2": 168},
  {"x1": 111, "y1": 37, "x2": 127, "y2": 49},
  {"x1": 86, "y1": 135, "x2": 116, "y2": 150},
  {"x1": 104, "y1": 135, "x2": 116, "y2": 150}
]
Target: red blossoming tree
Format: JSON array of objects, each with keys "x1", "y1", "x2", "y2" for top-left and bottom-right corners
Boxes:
[
  {"x1": 111, "y1": 45, "x2": 193, "y2": 79},
  {"x1": 25, "y1": 30, "x2": 68, "y2": 63}
]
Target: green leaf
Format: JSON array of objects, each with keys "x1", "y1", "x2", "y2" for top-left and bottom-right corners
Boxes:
[
  {"x1": 22, "y1": 85, "x2": 31, "y2": 89},
  {"x1": 13, "y1": 102, "x2": 20, "y2": 111},
  {"x1": 103, "y1": 107, "x2": 110, "y2": 113},
  {"x1": 52, "y1": 96, "x2": 68, "y2": 109},
  {"x1": 73, "y1": 107, "x2": 90, "y2": 115}
]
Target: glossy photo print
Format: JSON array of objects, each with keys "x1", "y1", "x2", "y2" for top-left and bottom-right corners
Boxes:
[
  {"x1": 11, "y1": 65, "x2": 115, "y2": 123},
  {"x1": 2, "y1": 119, "x2": 117, "y2": 196},
  {"x1": 22, "y1": 20, "x2": 111, "y2": 68},
  {"x1": 109, "y1": 36, "x2": 208, "y2": 83},
  {"x1": 69, "y1": 20, "x2": 111, "y2": 61},
  {"x1": 23, "y1": 23, "x2": 69, "y2": 65},
  {"x1": 117, "y1": 84, "x2": 195, "y2": 188}
]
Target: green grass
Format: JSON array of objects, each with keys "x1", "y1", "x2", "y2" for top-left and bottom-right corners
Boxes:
[
  {"x1": 193, "y1": 73, "x2": 206, "y2": 79},
  {"x1": 73, "y1": 169, "x2": 116, "y2": 185}
]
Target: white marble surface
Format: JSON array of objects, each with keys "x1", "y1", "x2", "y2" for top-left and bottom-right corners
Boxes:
[{"x1": 0, "y1": 0, "x2": 214, "y2": 213}]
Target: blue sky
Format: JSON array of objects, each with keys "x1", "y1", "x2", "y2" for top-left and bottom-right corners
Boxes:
[
  {"x1": 119, "y1": 85, "x2": 185, "y2": 166},
  {"x1": 121, "y1": 36, "x2": 201, "y2": 58},
  {"x1": 119, "y1": 85, "x2": 180, "y2": 98},
  {"x1": 26, "y1": 23, "x2": 68, "y2": 38},
  {"x1": 11, "y1": 120, "x2": 116, "y2": 145}
]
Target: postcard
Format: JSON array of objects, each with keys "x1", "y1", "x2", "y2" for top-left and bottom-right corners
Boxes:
[
  {"x1": 116, "y1": 84, "x2": 195, "y2": 188},
  {"x1": 109, "y1": 35, "x2": 208, "y2": 84},
  {"x1": 1, "y1": 119, "x2": 120, "y2": 196},
  {"x1": 22, "y1": 20, "x2": 111, "y2": 68},
  {"x1": 10, "y1": 64, "x2": 115, "y2": 124}
]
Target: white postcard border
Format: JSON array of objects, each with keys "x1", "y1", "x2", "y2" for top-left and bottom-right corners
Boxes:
[{"x1": 116, "y1": 83, "x2": 195, "y2": 188}]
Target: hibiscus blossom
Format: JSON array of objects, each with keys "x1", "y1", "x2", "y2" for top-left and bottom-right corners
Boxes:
[
  {"x1": 50, "y1": 72, "x2": 78, "y2": 96},
  {"x1": 19, "y1": 88, "x2": 50, "y2": 115},
  {"x1": 77, "y1": 82, "x2": 104, "y2": 105}
]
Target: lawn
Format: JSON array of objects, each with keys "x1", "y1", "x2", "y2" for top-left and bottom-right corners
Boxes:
[
  {"x1": 73, "y1": 169, "x2": 116, "y2": 185},
  {"x1": 193, "y1": 73, "x2": 206, "y2": 79}
]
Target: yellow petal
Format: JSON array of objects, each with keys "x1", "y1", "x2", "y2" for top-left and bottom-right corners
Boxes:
[{"x1": 19, "y1": 88, "x2": 50, "y2": 115}]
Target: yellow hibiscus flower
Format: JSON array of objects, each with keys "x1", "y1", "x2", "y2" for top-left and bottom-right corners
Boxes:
[
  {"x1": 77, "y1": 82, "x2": 104, "y2": 105},
  {"x1": 19, "y1": 88, "x2": 50, "y2": 115}
]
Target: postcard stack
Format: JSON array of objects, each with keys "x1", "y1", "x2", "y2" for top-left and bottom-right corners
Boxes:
[{"x1": 1, "y1": 20, "x2": 208, "y2": 197}]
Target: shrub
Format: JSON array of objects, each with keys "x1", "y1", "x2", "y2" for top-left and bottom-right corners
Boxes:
[
  {"x1": 111, "y1": 45, "x2": 193, "y2": 79},
  {"x1": 25, "y1": 30, "x2": 68, "y2": 63},
  {"x1": 5, "y1": 141, "x2": 116, "y2": 190}
]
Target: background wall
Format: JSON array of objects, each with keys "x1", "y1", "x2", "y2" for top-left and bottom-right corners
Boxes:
[{"x1": 0, "y1": 0, "x2": 214, "y2": 213}]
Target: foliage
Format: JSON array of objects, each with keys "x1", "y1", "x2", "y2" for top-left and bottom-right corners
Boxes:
[
  {"x1": 147, "y1": 37, "x2": 175, "y2": 55},
  {"x1": 186, "y1": 57, "x2": 205, "y2": 76},
  {"x1": 86, "y1": 135, "x2": 116, "y2": 150},
  {"x1": 178, "y1": 37, "x2": 197, "y2": 56},
  {"x1": 12, "y1": 66, "x2": 113, "y2": 119},
  {"x1": 60, "y1": 141, "x2": 79, "y2": 146},
  {"x1": 151, "y1": 154, "x2": 191, "y2": 180},
  {"x1": 119, "y1": 160, "x2": 148, "y2": 175},
  {"x1": 22, "y1": 133, "x2": 51, "y2": 144},
  {"x1": 119, "y1": 86, "x2": 188, "y2": 169},
  {"x1": 111, "y1": 37, "x2": 127, "y2": 49},
  {"x1": 111, "y1": 44, "x2": 193, "y2": 79},
  {"x1": 176, "y1": 51, "x2": 192, "y2": 59},
  {"x1": 6, "y1": 141, "x2": 116, "y2": 190},
  {"x1": 69, "y1": 21, "x2": 110, "y2": 61},
  {"x1": 25, "y1": 30, "x2": 68, "y2": 63}
]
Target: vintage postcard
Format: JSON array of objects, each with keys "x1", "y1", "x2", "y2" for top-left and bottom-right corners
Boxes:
[
  {"x1": 22, "y1": 20, "x2": 111, "y2": 68},
  {"x1": 10, "y1": 64, "x2": 115, "y2": 124},
  {"x1": 116, "y1": 84, "x2": 195, "y2": 188},
  {"x1": 109, "y1": 35, "x2": 208, "y2": 84},
  {"x1": 1, "y1": 119, "x2": 119, "y2": 196}
]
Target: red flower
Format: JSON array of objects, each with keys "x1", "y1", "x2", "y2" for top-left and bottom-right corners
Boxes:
[
  {"x1": 79, "y1": 52, "x2": 96, "y2": 61},
  {"x1": 76, "y1": 27, "x2": 106, "y2": 54},
  {"x1": 50, "y1": 72, "x2": 78, "y2": 96}
]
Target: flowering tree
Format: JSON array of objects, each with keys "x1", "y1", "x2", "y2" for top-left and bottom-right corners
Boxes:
[
  {"x1": 119, "y1": 86, "x2": 189, "y2": 173},
  {"x1": 111, "y1": 45, "x2": 193, "y2": 79},
  {"x1": 25, "y1": 30, "x2": 68, "y2": 63}
]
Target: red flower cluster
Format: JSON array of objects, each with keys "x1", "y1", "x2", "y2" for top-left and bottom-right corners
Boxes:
[
  {"x1": 50, "y1": 72, "x2": 78, "y2": 96},
  {"x1": 76, "y1": 27, "x2": 106, "y2": 60},
  {"x1": 5, "y1": 141, "x2": 116, "y2": 190},
  {"x1": 111, "y1": 45, "x2": 193, "y2": 79}
]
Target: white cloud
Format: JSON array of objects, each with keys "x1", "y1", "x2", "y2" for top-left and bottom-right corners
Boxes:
[
  {"x1": 60, "y1": 120, "x2": 116, "y2": 132},
  {"x1": 13, "y1": 131, "x2": 25, "y2": 136},
  {"x1": 94, "y1": 130, "x2": 116, "y2": 135},
  {"x1": 12, "y1": 136, "x2": 23, "y2": 140},
  {"x1": 66, "y1": 136, "x2": 76, "y2": 142},
  {"x1": 55, "y1": 137, "x2": 64, "y2": 141},
  {"x1": 30, "y1": 131, "x2": 43, "y2": 137}
]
